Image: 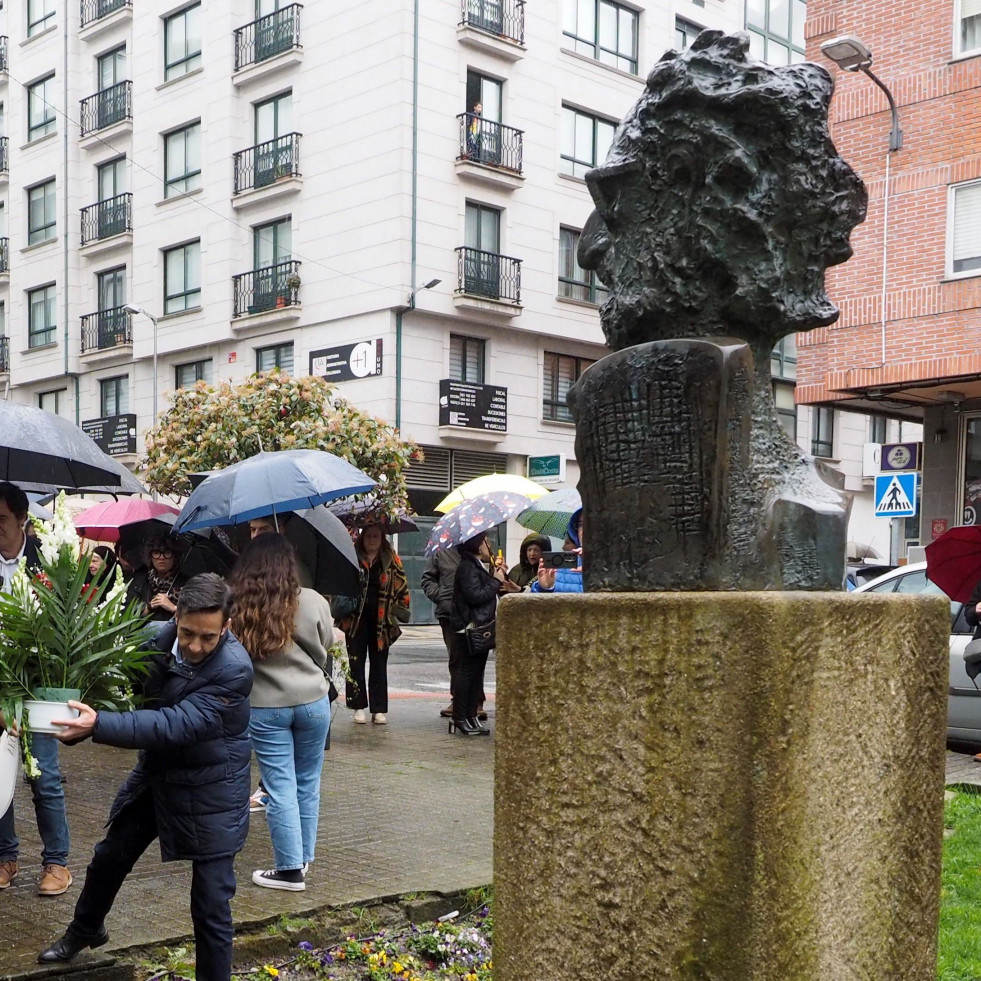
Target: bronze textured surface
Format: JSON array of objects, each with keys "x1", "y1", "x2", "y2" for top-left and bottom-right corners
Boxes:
[{"x1": 494, "y1": 592, "x2": 948, "y2": 981}]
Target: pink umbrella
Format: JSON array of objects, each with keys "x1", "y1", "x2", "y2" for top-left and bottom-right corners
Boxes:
[{"x1": 74, "y1": 500, "x2": 179, "y2": 542}]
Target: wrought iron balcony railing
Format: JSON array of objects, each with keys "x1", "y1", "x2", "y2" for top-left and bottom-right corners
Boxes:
[
  {"x1": 235, "y1": 3, "x2": 302, "y2": 70},
  {"x1": 80, "y1": 0, "x2": 131, "y2": 27},
  {"x1": 0, "y1": 337, "x2": 8, "y2": 374},
  {"x1": 459, "y1": 0, "x2": 524, "y2": 44},
  {"x1": 81, "y1": 193, "x2": 132, "y2": 245},
  {"x1": 234, "y1": 133, "x2": 301, "y2": 194},
  {"x1": 457, "y1": 114, "x2": 523, "y2": 173},
  {"x1": 0, "y1": 37, "x2": 7, "y2": 73},
  {"x1": 80, "y1": 81, "x2": 132, "y2": 137},
  {"x1": 456, "y1": 247, "x2": 521, "y2": 303},
  {"x1": 233, "y1": 259, "x2": 301, "y2": 317},
  {"x1": 81, "y1": 308, "x2": 132, "y2": 353},
  {"x1": 0, "y1": 138, "x2": 8, "y2": 173},
  {"x1": 0, "y1": 238, "x2": 9, "y2": 274}
]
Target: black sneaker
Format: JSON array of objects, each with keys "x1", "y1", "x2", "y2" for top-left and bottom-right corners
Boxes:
[{"x1": 252, "y1": 868, "x2": 305, "y2": 891}]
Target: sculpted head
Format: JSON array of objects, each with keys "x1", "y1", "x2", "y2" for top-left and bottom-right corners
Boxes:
[{"x1": 579, "y1": 30, "x2": 867, "y2": 352}]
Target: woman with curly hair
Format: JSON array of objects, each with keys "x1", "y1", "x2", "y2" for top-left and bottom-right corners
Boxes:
[
  {"x1": 228, "y1": 534, "x2": 334, "y2": 892},
  {"x1": 335, "y1": 524, "x2": 411, "y2": 725}
]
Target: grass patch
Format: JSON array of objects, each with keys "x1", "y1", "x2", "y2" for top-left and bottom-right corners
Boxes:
[{"x1": 940, "y1": 789, "x2": 981, "y2": 979}]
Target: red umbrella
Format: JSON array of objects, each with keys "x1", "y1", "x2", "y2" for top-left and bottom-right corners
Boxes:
[
  {"x1": 74, "y1": 500, "x2": 179, "y2": 542},
  {"x1": 924, "y1": 525, "x2": 981, "y2": 603}
]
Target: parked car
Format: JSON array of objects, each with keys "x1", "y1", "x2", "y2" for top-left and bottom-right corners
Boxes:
[
  {"x1": 846, "y1": 563, "x2": 898, "y2": 590},
  {"x1": 853, "y1": 562, "x2": 980, "y2": 741}
]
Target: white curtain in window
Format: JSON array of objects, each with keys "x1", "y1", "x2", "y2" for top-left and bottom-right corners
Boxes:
[{"x1": 953, "y1": 183, "x2": 981, "y2": 272}]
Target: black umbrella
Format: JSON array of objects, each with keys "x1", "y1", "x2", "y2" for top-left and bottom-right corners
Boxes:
[
  {"x1": 0, "y1": 401, "x2": 143, "y2": 491},
  {"x1": 117, "y1": 514, "x2": 238, "y2": 578},
  {"x1": 284, "y1": 507, "x2": 361, "y2": 597}
]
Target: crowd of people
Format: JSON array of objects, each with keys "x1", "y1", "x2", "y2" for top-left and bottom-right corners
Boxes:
[{"x1": 0, "y1": 476, "x2": 585, "y2": 979}]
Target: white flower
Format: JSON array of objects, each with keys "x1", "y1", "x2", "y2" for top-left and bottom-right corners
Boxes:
[
  {"x1": 102, "y1": 565, "x2": 127, "y2": 606},
  {"x1": 33, "y1": 492, "x2": 81, "y2": 564}
]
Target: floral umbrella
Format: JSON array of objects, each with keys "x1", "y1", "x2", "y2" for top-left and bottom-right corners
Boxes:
[{"x1": 425, "y1": 491, "x2": 534, "y2": 556}]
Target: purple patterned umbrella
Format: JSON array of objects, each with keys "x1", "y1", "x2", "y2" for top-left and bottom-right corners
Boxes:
[{"x1": 424, "y1": 491, "x2": 534, "y2": 556}]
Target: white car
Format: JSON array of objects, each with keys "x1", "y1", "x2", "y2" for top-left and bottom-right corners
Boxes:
[{"x1": 854, "y1": 561, "x2": 979, "y2": 741}]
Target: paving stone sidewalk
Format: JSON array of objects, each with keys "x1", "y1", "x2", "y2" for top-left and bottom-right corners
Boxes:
[{"x1": 0, "y1": 692, "x2": 493, "y2": 980}]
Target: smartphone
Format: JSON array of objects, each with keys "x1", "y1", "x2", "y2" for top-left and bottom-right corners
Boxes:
[{"x1": 541, "y1": 551, "x2": 580, "y2": 569}]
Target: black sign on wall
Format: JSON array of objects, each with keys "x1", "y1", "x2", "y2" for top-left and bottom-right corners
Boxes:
[
  {"x1": 82, "y1": 413, "x2": 137, "y2": 457},
  {"x1": 309, "y1": 339, "x2": 383, "y2": 383},
  {"x1": 439, "y1": 380, "x2": 507, "y2": 432}
]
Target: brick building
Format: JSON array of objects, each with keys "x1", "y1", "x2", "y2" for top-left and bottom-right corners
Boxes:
[{"x1": 800, "y1": 1, "x2": 981, "y2": 544}]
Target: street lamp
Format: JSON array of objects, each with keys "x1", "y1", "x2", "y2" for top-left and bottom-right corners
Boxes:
[
  {"x1": 123, "y1": 303, "x2": 159, "y2": 423},
  {"x1": 395, "y1": 278, "x2": 441, "y2": 432},
  {"x1": 821, "y1": 35, "x2": 902, "y2": 369},
  {"x1": 820, "y1": 35, "x2": 903, "y2": 152}
]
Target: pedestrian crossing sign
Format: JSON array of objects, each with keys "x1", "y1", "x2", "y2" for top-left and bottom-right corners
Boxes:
[{"x1": 874, "y1": 472, "x2": 917, "y2": 518}]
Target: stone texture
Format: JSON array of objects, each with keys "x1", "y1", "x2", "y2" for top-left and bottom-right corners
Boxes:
[{"x1": 494, "y1": 593, "x2": 949, "y2": 981}]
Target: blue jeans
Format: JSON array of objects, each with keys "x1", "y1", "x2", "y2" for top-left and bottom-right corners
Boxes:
[
  {"x1": 0, "y1": 733, "x2": 70, "y2": 866},
  {"x1": 249, "y1": 697, "x2": 330, "y2": 871}
]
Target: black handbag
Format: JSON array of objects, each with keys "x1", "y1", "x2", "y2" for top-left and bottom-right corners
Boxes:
[{"x1": 465, "y1": 619, "x2": 496, "y2": 656}]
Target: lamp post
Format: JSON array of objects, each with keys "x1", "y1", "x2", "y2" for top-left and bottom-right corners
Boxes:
[
  {"x1": 394, "y1": 278, "x2": 441, "y2": 432},
  {"x1": 821, "y1": 35, "x2": 903, "y2": 368},
  {"x1": 123, "y1": 303, "x2": 159, "y2": 499}
]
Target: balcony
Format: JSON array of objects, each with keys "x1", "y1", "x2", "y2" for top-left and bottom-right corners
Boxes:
[
  {"x1": 233, "y1": 259, "x2": 301, "y2": 322},
  {"x1": 458, "y1": 0, "x2": 525, "y2": 59},
  {"x1": 233, "y1": 133, "x2": 302, "y2": 203},
  {"x1": 0, "y1": 337, "x2": 8, "y2": 374},
  {"x1": 0, "y1": 238, "x2": 9, "y2": 275},
  {"x1": 0, "y1": 37, "x2": 7, "y2": 74},
  {"x1": 81, "y1": 307, "x2": 132, "y2": 354},
  {"x1": 456, "y1": 114, "x2": 524, "y2": 189},
  {"x1": 80, "y1": 0, "x2": 131, "y2": 28},
  {"x1": 454, "y1": 246, "x2": 522, "y2": 316},
  {"x1": 234, "y1": 4, "x2": 302, "y2": 76},
  {"x1": 80, "y1": 194, "x2": 132, "y2": 250},
  {"x1": 80, "y1": 81, "x2": 132, "y2": 139}
]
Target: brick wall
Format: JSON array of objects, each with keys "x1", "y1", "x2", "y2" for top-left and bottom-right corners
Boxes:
[{"x1": 797, "y1": 0, "x2": 981, "y2": 405}]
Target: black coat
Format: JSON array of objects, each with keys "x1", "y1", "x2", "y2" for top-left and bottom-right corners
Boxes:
[
  {"x1": 965, "y1": 579, "x2": 981, "y2": 639},
  {"x1": 93, "y1": 623, "x2": 254, "y2": 862},
  {"x1": 127, "y1": 568, "x2": 188, "y2": 622},
  {"x1": 421, "y1": 548, "x2": 461, "y2": 621},
  {"x1": 451, "y1": 551, "x2": 500, "y2": 630}
]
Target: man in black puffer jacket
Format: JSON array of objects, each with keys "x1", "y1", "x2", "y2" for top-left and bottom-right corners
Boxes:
[{"x1": 37, "y1": 574, "x2": 253, "y2": 981}]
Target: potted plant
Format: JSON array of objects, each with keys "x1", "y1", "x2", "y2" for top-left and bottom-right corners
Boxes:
[
  {"x1": 0, "y1": 494, "x2": 151, "y2": 772},
  {"x1": 285, "y1": 272, "x2": 301, "y2": 293}
]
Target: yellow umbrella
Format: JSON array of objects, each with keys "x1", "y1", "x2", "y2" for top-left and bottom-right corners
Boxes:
[{"x1": 435, "y1": 474, "x2": 550, "y2": 513}]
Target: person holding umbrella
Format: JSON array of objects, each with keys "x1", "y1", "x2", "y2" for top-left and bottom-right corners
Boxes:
[{"x1": 335, "y1": 524, "x2": 411, "y2": 725}]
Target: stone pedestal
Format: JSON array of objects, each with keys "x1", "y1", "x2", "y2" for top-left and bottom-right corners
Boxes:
[{"x1": 494, "y1": 593, "x2": 949, "y2": 981}]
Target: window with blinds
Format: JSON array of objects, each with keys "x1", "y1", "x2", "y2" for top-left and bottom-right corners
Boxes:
[
  {"x1": 543, "y1": 352, "x2": 595, "y2": 422},
  {"x1": 952, "y1": 181, "x2": 981, "y2": 275},
  {"x1": 961, "y1": 0, "x2": 981, "y2": 54},
  {"x1": 449, "y1": 334, "x2": 485, "y2": 383}
]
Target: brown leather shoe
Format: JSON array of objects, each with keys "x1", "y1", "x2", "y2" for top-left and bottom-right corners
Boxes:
[
  {"x1": 37, "y1": 864, "x2": 72, "y2": 896},
  {"x1": 0, "y1": 860, "x2": 18, "y2": 889}
]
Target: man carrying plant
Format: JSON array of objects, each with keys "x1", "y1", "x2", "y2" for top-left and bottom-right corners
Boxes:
[
  {"x1": 0, "y1": 480, "x2": 73, "y2": 897},
  {"x1": 37, "y1": 574, "x2": 253, "y2": 981}
]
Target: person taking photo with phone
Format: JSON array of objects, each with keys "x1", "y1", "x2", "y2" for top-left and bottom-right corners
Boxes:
[{"x1": 532, "y1": 509, "x2": 584, "y2": 594}]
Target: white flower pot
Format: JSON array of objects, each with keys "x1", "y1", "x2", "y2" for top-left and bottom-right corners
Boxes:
[
  {"x1": 0, "y1": 731, "x2": 18, "y2": 815},
  {"x1": 23, "y1": 699, "x2": 79, "y2": 735}
]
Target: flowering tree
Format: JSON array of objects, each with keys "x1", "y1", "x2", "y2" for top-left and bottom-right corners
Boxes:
[{"x1": 142, "y1": 372, "x2": 421, "y2": 516}]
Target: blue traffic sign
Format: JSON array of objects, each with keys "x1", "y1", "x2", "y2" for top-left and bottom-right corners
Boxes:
[{"x1": 874, "y1": 472, "x2": 917, "y2": 518}]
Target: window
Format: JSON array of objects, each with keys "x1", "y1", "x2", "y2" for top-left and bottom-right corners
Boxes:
[
  {"x1": 811, "y1": 406, "x2": 834, "y2": 457},
  {"x1": 27, "y1": 179, "x2": 56, "y2": 245},
  {"x1": 27, "y1": 75, "x2": 56, "y2": 141},
  {"x1": 951, "y1": 181, "x2": 981, "y2": 275},
  {"x1": 869, "y1": 416, "x2": 887, "y2": 444},
  {"x1": 254, "y1": 91, "x2": 292, "y2": 144},
  {"x1": 463, "y1": 202, "x2": 502, "y2": 297},
  {"x1": 164, "y1": 123, "x2": 201, "y2": 197},
  {"x1": 746, "y1": 0, "x2": 806, "y2": 65},
  {"x1": 562, "y1": 0, "x2": 639, "y2": 74},
  {"x1": 28, "y1": 284, "x2": 56, "y2": 347},
  {"x1": 450, "y1": 335, "x2": 485, "y2": 383},
  {"x1": 175, "y1": 358, "x2": 212, "y2": 388},
  {"x1": 543, "y1": 352, "x2": 595, "y2": 422},
  {"x1": 97, "y1": 266, "x2": 125, "y2": 311},
  {"x1": 675, "y1": 17, "x2": 703, "y2": 50},
  {"x1": 164, "y1": 3, "x2": 202, "y2": 81},
  {"x1": 558, "y1": 227, "x2": 608, "y2": 303},
  {"x1": 560, "y1": 106, "x2": 616, "y2": 178},
  {"x1": 97, "y1": 156, "x2": 126, "y2": 201},
  {"x1": 772, "y1": 381, "x2": 797, "y2": 441},
  {"x1": 100, "y1": 376, "x2": 129, "y2": 416},
  {"x1": 27, "y1": 0, "x2": 54, "y2": 36},
  {"x1": 38, "y1": 389, "x2": 66, "y2": 415},
  {"x1": 253, "y1": 217, "x2": 291, "y2": 268},
  {"x1": 256, "y1": 342, "x2": 293, "y2": 374},
  {"x1": 770, "y1": 334, "x2": 797, "y2": 380},
  {"x1": 97, "y1": 46, "x2": 125, "y2": 90},
  {"x1": 959, "y1": 0, "x2": 981, "y2": 55},
  {"x1": 163, "y1": 240, "x2": 201, "y2": 313},
  {"x1": 0, "y1": 301, "x2": 5, "y2": 337}
]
